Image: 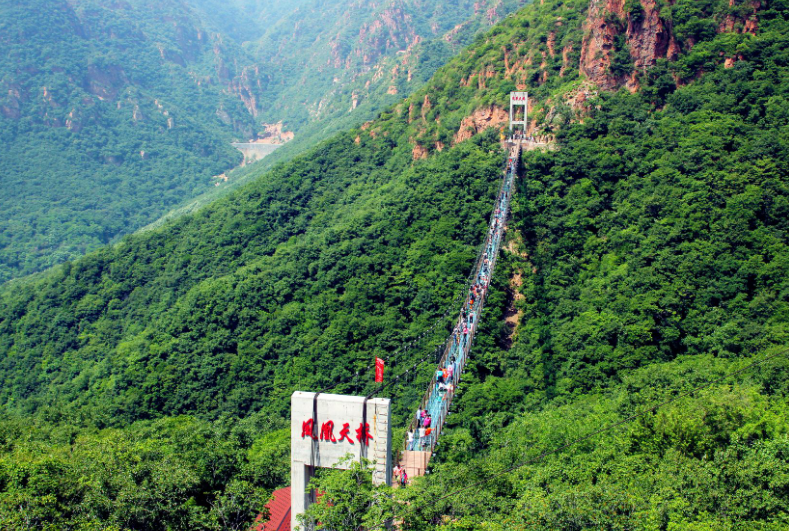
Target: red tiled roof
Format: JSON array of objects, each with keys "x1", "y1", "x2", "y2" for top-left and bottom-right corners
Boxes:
[{"x1": 255, "y1": 486, "x2": 291, "y2": 531}]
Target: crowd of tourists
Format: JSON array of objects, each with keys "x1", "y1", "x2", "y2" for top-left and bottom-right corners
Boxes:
[
  {"x1": 508, "y1": 131, "x2": 536, "y2": 142},
  {"x1": 403, "y1": 153, "x2": 517, "y2": 461}
]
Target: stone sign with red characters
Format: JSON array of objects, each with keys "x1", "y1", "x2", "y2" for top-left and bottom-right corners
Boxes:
[{"x1": 291, "y1": 391, "x2": 391, "y2": 529}]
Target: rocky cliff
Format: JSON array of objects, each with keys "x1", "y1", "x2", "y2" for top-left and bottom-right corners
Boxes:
[
  {"x1": 580, "y1": 0, "x2": 678, "y2": 90},
  {"x1": 580, "y1": 0, "x2": 761, "y2": 90}
]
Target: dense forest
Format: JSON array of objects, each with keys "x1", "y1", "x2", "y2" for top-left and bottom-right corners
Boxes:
[
  {"x1": 0, "y1": 0, "x2": 528, "y2": 284},
  {"x1": 303, "y1": 0, "x2": 789, "y2": 528},
  {"x1": 0, "y1": 0, "x2": 255, "y2": 282},
  {"x1": 2, "y1": 0, "x2": 789, "y2": 528}
]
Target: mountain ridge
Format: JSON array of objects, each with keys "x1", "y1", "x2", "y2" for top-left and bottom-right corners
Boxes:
[
  {"x1": 2, "y1": 0, "x2": 789, "y2": 528},
  {"x1": 0, "y1": 0, "x2": 529, "y2": 284}
]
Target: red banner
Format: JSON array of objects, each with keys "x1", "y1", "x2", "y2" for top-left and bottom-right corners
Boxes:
[{"x1": 375, "y1": 357, "x2": 384, "y2": 383}]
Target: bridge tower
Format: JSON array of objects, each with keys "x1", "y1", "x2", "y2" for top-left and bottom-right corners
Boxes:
[{"x1": 509, "y1": 91, "x2": 528, "y2": 133}]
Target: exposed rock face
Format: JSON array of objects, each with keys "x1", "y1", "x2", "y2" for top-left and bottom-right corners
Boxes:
[
  {"x1": 257, "y1": 122, "x2": 294, "y2": 144},
  {"x1": 580, "y1": 0, "x2": 679, "y2": 90},
  {"x1": 412, "y1": 143, "x2": 429, "y2": 160},
  {"x1": 453, "y1": 105, "x2": 508, "y2": 144},
  {"x1": 2, "y1": 100, "x2": 20, "y2": 119},
  {"x1": 580, "y1": 0, "x2": 761, "y2": 90},
  {"x1": 328, "y1": 6, "x2": 418, "y2": 70},
  {"x1": 2, "y1": 85, "x2": 23, "y2": 119},
  {"x1": 421, "y1": 95, "x2": 432, "y2": 121},
  {"x1": 560, "y1": 43, "x2": 574, "y2": 77},
  {"x1": 547, "y1": 31, "x2": 557, "y2": 57},
  {"x1": 227, "y1": 66, "x2": 264, "y2": 117},
  {"x1": 719, "y1": 0, "x2": 761, "y2": 34},
  {"x1": 85, "y1": 64, "x2": 128, "y2": 100},
  {"x1": 444, "y1": 22, "x2": 469, "y2": 44}
]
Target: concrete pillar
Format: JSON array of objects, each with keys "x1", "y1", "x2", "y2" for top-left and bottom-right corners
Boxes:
[{"x1": 291, "y1": 461, "x2": 314, "y2": 530}]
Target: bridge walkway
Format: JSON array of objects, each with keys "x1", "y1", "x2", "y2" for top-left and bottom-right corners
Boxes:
[{"x1": 395, "y1": 140, "x2": 522, "y2": 485}]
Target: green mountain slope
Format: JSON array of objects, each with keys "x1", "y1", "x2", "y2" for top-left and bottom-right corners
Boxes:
[
  {"x1": 303, "y1": 0, "x2": 789, "y2": 528},
  {"x1": 0, "y1": 0, "x2": 274, "y2": 283},
  {"x1": 2, "y1": 0, "x2": 789, "y2": 527},
  {"x1": 0, "y1": 0, "x2": 529, "y2": 284}
]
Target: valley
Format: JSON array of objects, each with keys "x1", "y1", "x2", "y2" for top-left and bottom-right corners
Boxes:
[
  {"x1": 1, "y1": 0, "x2": 789, "y2": 529},
  {"x1": 0, "y1": 0, "x2": 528, "y2": 283}
]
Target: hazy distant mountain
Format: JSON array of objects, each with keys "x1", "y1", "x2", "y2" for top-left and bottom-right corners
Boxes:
[
  {"x1": 0, "y1": 0, "x2": 271, "y2": 282},
  {"x1": 248, "y1": 0, "x2": 531, "y2": 134},
  {"x1": 0, "y1": 0, "x2": 527, "y2": 283}
]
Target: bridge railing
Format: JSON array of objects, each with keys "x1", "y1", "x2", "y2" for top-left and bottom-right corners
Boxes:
[{"x1": 404, "y1": 143, "x2": 521, "y2": 454}]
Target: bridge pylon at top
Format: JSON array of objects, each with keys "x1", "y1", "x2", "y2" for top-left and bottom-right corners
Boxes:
[{"x1": 509, "y1": 91, "x2": 528, "y2": 133}]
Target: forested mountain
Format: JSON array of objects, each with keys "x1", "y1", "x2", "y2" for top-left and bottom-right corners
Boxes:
[
  {"x1": 0, "y1": 0, "x2": 527, "y2": 284},
  {"x1": 247, "y1": 0, "x2": 532, "y2": 135},
  {"x1": 0, "y1": 0, "x2": 263, "y2": 282},
  {"x1": 2, "y1": 0, "x2": 789, "y2": 528}
]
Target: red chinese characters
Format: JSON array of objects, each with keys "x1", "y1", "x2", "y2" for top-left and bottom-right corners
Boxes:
[
  {"x1": 320, "y1": 421, "x2": 337, "y2": 442},
  {"x1": 302, "y1": 419, "x2": 373, "y2": 446},
  {"x1": 356, "y1": 422, "x2": 373, "y2": 446},
  {"x1": 338, "y1": 422, "x2": 354, "y2": 444},
  {"x1": 301, "y1": 419, "x2": 317, "y2": 440}
]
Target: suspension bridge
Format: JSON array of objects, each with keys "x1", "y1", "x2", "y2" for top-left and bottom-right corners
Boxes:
[
  {"x1": 287, "y1": 125, "x2": 528, "y2": 529},
  {"x1": 396, "y1": 138, "x2": 522, "y2": 483}
]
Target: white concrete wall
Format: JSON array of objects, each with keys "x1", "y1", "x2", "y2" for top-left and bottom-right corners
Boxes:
[{"x1": 291, "y1": 392, "x2": 391, "y2": 530}]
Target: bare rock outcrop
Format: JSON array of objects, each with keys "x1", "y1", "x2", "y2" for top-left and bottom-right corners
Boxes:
[
  {"x1": 227, "y1": 66, "x2": 264, "y2": 117},
  {"x1": 453, "y1": 105, "x2": 508, "y2": 144},
  {"x1": 84, "y1": 64, "x2": 128, "y2": 100},
  {"x1": 257, "y1": 122, "x2": 294, "y2": 144},
  {"x1": 580, "y1": 0, "x2": 762, "y2": 90},
  {"x1": 421, "y1": 95, "x2": 432, "y2": 121},
  {"x1": 580, "y1": 0, "x2": 678, "y2": 90},
  {"x1": 2, "y1": 86, "x2": 22, "y2": 119}
]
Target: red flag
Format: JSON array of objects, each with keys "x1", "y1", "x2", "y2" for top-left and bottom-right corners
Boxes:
[{"x1": 375, "y1": 357, "x2": 384, "y2": 383}]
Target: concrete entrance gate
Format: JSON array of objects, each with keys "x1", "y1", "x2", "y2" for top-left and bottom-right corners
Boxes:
[{"x1": 291, "y1": 392, "x2": 392, "y2": 529}]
